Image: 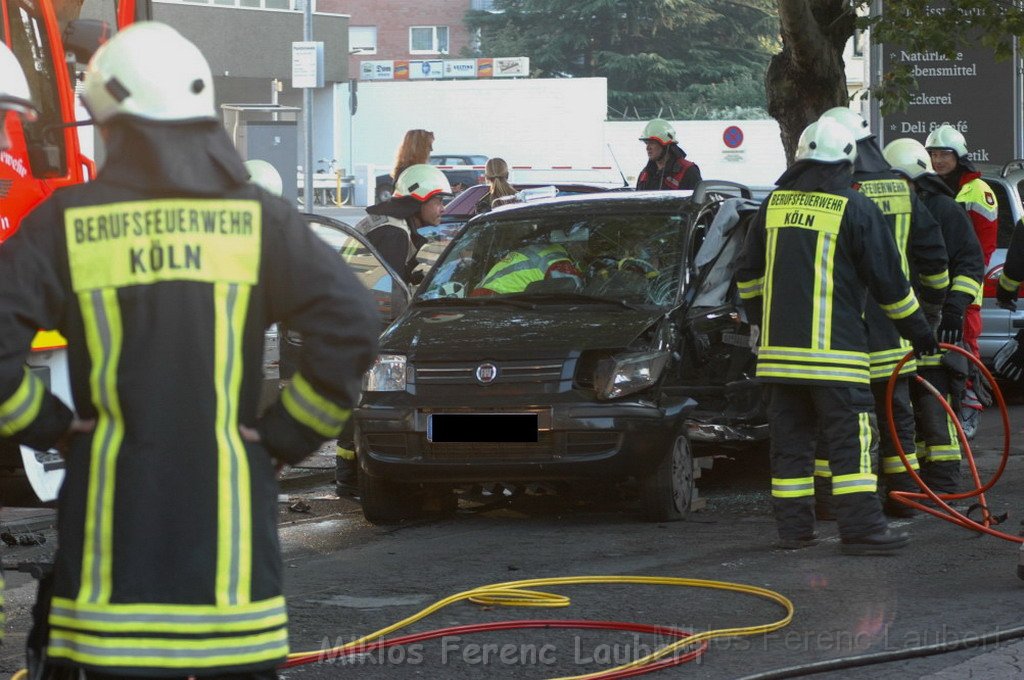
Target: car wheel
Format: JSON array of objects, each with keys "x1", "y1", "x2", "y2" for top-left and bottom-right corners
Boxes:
[
  {"x1": 359, "y1": 473, "x2": 422, "y2": 525},
  {"x1": 639, "y1": 434, "x2": 694, "y2": 522},
  {"x1": 376, "y1": 186, "x2": 393, "y2": 203}
]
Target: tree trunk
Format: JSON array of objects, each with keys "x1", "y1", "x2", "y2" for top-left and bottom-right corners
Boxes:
[{"x1": 767, "y1": 0, "x2": 857, "y2": 165}]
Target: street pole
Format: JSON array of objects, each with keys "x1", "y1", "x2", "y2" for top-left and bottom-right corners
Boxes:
[{"x1": 302, "y1": 0, "x2": 313, "y2": 212}]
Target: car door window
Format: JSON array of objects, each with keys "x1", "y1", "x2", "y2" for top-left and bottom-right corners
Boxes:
[
  {"x1": 302, "y1": 215, "x2": 409, "y2": 322},
  {"x1": 988, "y1": 181, "x2": 1013, "y2": 248}
]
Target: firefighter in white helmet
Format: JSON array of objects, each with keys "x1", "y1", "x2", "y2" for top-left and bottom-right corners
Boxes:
[
  {"x1": 815, "y1": 107, "x2": 948, "y2": 518},
  {"x1": 883, "y1": 137, "x2": 984, "y2": 497},
  {"x1": 736, "y1": 118, "x2": 937, "y2": 555},
  {"x1": 636, "y1": 118, "x2": 703, "y2": 191},
  {"x1": 925, "y1": 124, "x2": 997, "y2": 438},
  {"x1": 355, "y1": 162, "x2": 452, "y2": 284},
  {"x1": 0, "y1": 22, "x2": 378, "y2": 678},
  {"x1": 244, "y1": 158, "x2": 284, "y2": 197}
]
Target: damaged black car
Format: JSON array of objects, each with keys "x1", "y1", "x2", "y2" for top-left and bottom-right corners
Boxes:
[{"x1": 346, "y1": 184, "x2": 767, "y2": 524}]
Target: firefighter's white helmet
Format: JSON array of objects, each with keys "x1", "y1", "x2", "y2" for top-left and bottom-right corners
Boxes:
[
  {"x1": 882, "y1": 138, "x2": 935, "y2": 180},
  {"x1": 639, "y1": 118, "x2": 677, "y2": 145},
  {"x1": 795, "y1": 119, "x2": 858, "y2": 165},
  {"x1": 0, "y1": 43, "x2": 38, "y2": 121},
  {"x1": 244, "y1": 159, "x2": 283, "y2": 196},
  {"x1": 819, "y1": 107, "x2": 872, "y2": 141},
  {"x1": 82, "y1": 22, "x2": 215, "y2": 124},
  {"x1": 925, "y1": 124, "x2": 969, "y2": 158},
  {"x1": 393, "y1": 164, "x2": 452, "y2": 201}
]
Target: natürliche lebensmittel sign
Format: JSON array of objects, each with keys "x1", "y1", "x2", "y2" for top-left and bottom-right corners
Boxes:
[{"x1": 876, "y1": 2, "x2": 1018, "y2": 164}]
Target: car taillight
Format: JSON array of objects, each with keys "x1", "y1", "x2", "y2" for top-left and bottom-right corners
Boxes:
[{"x1": 983, "y1": 264, "x2": 1004, "y2": 299}]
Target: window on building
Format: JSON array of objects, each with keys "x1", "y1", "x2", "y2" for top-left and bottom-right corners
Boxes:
[
  {"x1": 155, "y1": 0, "x2": 298, "y2": 9},
  {"x1": 409, "y1": 25, "x2": 449, "y2": 54},
  {"x1": 471, "y1": 0, "x2": 497, "y2": 9},
  {"x1": 349, "y1": 26, "x2": 378, "y2": 55},
  {"x1": 852, "y1": 28, "x2": 865, "y2": 57}
]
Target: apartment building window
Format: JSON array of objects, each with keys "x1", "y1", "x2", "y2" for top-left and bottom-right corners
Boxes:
[
  {"x1": 160, "y1": 0, "x2": 297, "y2": 9},
  {"x1": 409, "y1": 25, "x2": 449, "y2": 54},
  {"x1": 349, "y1": 26, "x2": 378, "y2": 54}
]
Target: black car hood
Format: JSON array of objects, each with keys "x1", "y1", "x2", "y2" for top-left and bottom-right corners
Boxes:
[{"x1": 382, "y1": 305, "x2": 666, "y2": 360}]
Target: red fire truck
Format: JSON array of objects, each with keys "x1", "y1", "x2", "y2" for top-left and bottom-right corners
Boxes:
[{"x1": 1, "y1": 0, "x2": 149, "y2": 505}]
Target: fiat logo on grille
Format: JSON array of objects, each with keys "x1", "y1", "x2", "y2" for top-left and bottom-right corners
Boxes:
[{"x1": 475, "y1": 363, "x2": 499, "y2": 384}]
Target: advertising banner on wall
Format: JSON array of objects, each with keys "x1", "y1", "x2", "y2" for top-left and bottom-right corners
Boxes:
[
  {"x1": 360, "y1": 58, "x2": 530, "y2": 81},
  {"x1": 444, "y1": 59, "x2": 477, "y2": 78},
  {"x1": 409, "y1": 60, "x2": 444, "y2": 79},
  {"x1": 492, "y1": 57, "x2": 530, "y2": 78},
  {"x1": 360, "y1": 60, "x2": 394, "y2": 81}
]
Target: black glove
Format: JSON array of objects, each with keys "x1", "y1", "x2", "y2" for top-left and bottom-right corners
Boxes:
[
  {"x1": 407, "y1": 269, "x2": 425, "y2": 286},
  {"x1": 937, "y1": 309, "x2": 964, "y2": 345},
  {"x1": 996, "y1": 281, "x2": 1019, "y2": 312},
  {"x1": 911, "y1": 329, "x2": 940, "y2": 359},
  {"x1": 994, "y1": 329, "x2": 1024, "y2": 381}
]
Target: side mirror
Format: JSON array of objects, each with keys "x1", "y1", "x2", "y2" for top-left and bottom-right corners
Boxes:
[{"x1": 62, "y1": 19, "x2": 111, "y2": 64}]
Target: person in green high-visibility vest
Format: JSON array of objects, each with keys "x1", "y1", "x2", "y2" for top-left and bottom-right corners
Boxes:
[{"x1": 471, "y1": 243, "x2": 583, "y2": 296}]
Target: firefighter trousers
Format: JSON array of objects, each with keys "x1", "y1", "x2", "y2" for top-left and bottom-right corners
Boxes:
[
  {"x1": 912, "y1": 366, "x2": 962, "y2": 494},
  {"x1": 767, "y1": 383, "x2": 887, "y2": 541},
  {"x1": 871, "y1": 378, "x2": 919, "y2": 495}
]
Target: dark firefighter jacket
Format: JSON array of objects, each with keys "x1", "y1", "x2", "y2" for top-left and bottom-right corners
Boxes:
[
  {"x1": 851, "y1": 140, "x2": 946, "y2": 378},
  {"x1": 737, "y1": 161, "x2": 932, "y2": 387},
  {"x1": 0, "y1": 120, "x2": 379, "y2": 676},
  {"x1": 636, "y1": 144, "x2": 702, "y2": 191},
  {"x1": 853, "y1": 166, "x2": 948, "y2": 380},
  {"x1": 915, "y1": 174, "x2": 985, "y2": 319},
  {"x1": 999, "y1": 218, "x2": 1024, "y2": 297}
]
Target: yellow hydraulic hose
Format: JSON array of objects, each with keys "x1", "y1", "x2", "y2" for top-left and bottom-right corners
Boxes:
[{"x1": 287, "y1": 574, "x2": 795, "y2": 679}]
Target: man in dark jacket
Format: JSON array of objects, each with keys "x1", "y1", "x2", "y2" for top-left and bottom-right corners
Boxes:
[
  {"x1": 636, "y1": 118, "x2": 702, "y2": 191},
  {"x1": 883, "y1": 137, "x2": 985, "y2": 495},
  {"x1": 737, "y1": 118, "x2": 937, "y2": 555},
  {"x1": 0, "y1": 23, "x2": 378, "y2": 678}
]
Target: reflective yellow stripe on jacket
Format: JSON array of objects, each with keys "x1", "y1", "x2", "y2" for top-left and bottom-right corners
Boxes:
[{"x1": 0, "y1": 366, "x2": 45, "y2": 437}]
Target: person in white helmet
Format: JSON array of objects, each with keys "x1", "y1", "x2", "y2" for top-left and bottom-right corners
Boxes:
[
  {"x1": 883, "y1": 137, "x2": 984, "y2": 497},
  {"x1": 0, "y1": 42, "x2": 38, "y2": 152},
  {"x1": 244, "y1": 158, "x2": 284, "y2": 197},
  {"x1": 736, "y1": 118, "x2": 936, "y2": 555},
  {"x1": 355, "y1": 162, "x2": 452, "y2": 284},
  {"x1": 815, "y1": 107, "x2": 948, "y2": 519},
  {"x1": 636, "y1": 118, "x2": 702, "y2": 191},
  {"x1": 0, "y1": 22, "x2": 378, "y2": 678}
]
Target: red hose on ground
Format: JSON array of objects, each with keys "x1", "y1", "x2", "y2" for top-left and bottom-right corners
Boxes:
[
  {"x1": 884, "y1": 343, "x2": 1019, "y2": 542},
  {"x1": 282, "y1": 619, "x2": 707, "y2": 678}
]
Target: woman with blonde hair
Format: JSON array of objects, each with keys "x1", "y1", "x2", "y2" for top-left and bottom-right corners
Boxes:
[
  {"x1": 392, "y1": 128, "x2": 435, "y2": 182},
  {"x1": 476, "y1": 157, "x2": 517, "y2": 213}
]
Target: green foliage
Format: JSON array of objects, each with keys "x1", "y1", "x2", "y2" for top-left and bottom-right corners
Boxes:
[{"x1": 466, "y1": 0, "x2": 778, "y2": 119}]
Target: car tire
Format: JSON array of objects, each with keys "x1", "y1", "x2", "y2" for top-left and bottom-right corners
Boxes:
[
  {"x1": 639, "y1": 434, "x2": 694, "y2": 522},
  {"x1": 359, "y1": 473, "x2": 422, "y2": 525}
]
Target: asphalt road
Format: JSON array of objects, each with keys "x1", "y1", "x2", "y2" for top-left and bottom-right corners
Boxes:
[{"x1": 2, "y1": 391, "x2": 1023, "y2": 679}]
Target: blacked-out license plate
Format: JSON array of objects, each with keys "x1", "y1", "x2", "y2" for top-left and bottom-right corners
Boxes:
[{"x1": 427, "y1": 414, "x2": 539, "y2": 443}]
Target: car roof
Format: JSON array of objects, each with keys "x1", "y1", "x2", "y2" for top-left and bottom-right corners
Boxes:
[
  {"x1": 470, "y1": 190, "x2": 697, "y2": 220},
  {"x1": 442, "y1": 182, "x2": 626, "y2": 217}
]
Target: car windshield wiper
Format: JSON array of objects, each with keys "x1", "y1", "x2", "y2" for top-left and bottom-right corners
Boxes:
[
  {"x1": 412, "y1": 297, "x2": 537, "y2": 309},
  {"x1": 503, "y1": 292, "x2": 644, "y2": 310}
]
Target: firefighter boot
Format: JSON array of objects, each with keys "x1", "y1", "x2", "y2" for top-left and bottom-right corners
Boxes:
[
  {"x1": 833, "y1": 493, "x2": 907, "y2": 555},
  {"x1": 773, "y1": 497, "x2": 818, "y2": 549},
  {"x1": 881, "y1": 472, "x2": 917, "y2": 518},
  {"x1": 335, "y1": 445, "x2": 358, "y2": 498}
]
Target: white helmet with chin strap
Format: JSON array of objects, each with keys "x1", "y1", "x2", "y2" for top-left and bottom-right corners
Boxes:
[
  {"x1": 639, "y1": 118, "x2": 677, "y2": 146},
  {"x1": 818, "y1": 106, "x2": 872, "y2": 141},
  {"x1": 244, "y1": 159, "x2": 283, "y2": 197},
  {"x1": 795, "y1": 119, "x2": 858, "y2": 165},
  {"x1": 0, "y1": 43, "x2": 38, "y2": 121},
  {"x1": 82, "y1": 22, "x2": 216, "y2": 124},
  {"x1": 925, "y1": 124, "x2": 969, "y2": 158},
  {"x1": 882, "y1": 138, "x2": 935, "y2": 180},
  {"x1": 393, "y1": 164, "x2": 452, "y2": 202}
]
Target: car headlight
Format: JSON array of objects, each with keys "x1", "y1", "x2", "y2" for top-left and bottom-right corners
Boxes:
[
  {"x1": 594, "y1": 350, "x2": 670, "y2": 400},
  {"x1": 362, "y1": 354, "x2": 407, "y2": 392}
]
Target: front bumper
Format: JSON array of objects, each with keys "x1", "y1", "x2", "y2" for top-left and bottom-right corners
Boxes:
[{"x1": 355, "y1": 394, "x2": 694, "y2": 484}]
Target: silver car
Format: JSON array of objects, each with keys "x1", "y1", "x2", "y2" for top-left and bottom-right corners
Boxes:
[{"x1": 977, "y1": 162, "x2": 1024, "y2": 363}]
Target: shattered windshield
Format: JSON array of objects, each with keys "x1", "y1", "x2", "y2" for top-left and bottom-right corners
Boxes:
[{"x1": 418, "y1": 213, "x2": 685, "y2": 308}]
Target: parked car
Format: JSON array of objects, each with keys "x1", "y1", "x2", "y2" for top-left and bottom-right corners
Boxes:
[
  {"x1": 976, "y1": 162, "x2": 1024, "y2": 363},
  {"x1": 374, "y1": 154, "x2": 488, "y2": 204},
  {"x1": 344, "y1": 183, "x2": 766, "y2": 525}
]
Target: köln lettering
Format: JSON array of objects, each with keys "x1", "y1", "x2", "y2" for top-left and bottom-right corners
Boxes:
[{"x1": 130, "y1": 241, "x2": 202, "y2": 274}]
